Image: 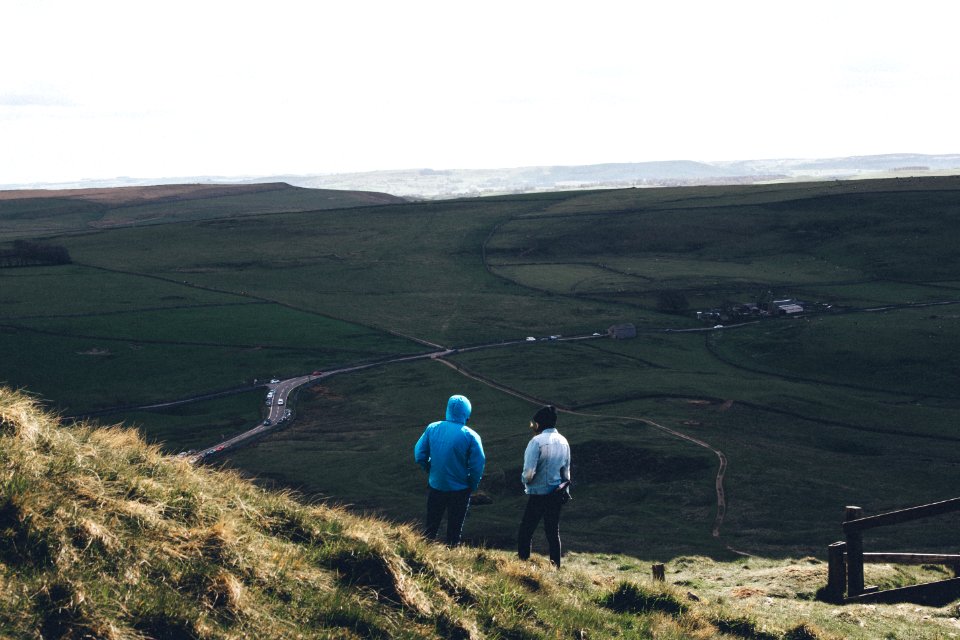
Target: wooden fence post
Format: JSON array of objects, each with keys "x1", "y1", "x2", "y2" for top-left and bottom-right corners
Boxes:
[
  {"x1": 831, "y1": 497, "x2": 960, "y2": 604},
  {"x1": 826, "y1": 541, "x2": 847, "y2": 602},
  {"x1": 652, "y1": 563, "x2": 665, "y2": 582},
  {"x1": 845, "y1": 506, "x2": 865, "y2": 597}
]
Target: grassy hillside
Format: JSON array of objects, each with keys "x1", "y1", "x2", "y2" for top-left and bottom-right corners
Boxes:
[
  {"x1": 1, "y1": 177, "x2": 959, "y2": 566},
  {"x1": 0, "y1": 182, "x2": 404, "y2": 238},
  {"x1": 5, "y1": 387, "x2": 958, "y2": 639}
]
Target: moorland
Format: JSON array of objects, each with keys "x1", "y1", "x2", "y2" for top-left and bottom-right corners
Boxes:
[{"x1": 2, "y1": 177, "x2": 959, "y2": 569}]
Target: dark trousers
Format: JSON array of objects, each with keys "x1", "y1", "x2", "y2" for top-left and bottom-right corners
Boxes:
[
  {"x1": 424, "y1": 487, "x2": 472, "y2": 547},
  {"x1": 518, "y1": 493, "x2": 563, "y2": 567}
]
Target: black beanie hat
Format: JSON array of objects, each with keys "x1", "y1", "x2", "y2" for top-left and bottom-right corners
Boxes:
[{"x1": 532, "y1": 405, "x2": 557, "y2": 429}]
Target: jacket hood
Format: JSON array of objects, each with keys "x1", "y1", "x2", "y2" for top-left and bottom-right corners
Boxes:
[{"x1": 445, "y1": 395, "x2": 472, "y2": 424}]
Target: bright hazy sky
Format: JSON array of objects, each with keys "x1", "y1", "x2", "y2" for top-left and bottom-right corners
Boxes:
[{"x1": 2, "y1": 0, "x2": 958, "y2": 185}]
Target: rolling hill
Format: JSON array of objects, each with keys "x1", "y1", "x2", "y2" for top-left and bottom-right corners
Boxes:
[{"x1": 0, "y1": 182, "x2": 405, "y2": 238}]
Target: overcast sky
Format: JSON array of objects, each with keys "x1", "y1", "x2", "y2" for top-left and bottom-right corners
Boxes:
[{"x1": 2, "y1": 0, "x2": 958, "y2": 185}]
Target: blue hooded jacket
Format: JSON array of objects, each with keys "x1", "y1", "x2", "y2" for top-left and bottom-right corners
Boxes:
[{"x1": 414, "y1": 395, "x2": 485, "y2": 491}]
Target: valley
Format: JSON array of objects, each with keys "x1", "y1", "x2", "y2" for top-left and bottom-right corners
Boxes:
[{"x1": 2, "y1": 177, "x2": 959, "y2": 564}]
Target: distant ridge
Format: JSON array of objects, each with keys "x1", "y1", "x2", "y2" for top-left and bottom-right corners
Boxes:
[
  {"x1": 0, "y1": 182, "x2": 405, "y2": 237},
  {"x1": 284, "y1": 153, "x2": 960, "y2": 198},
  {"x1": 0, "y1": 182, "x2": 404, "y2": 206},
  {"x1": 0, "y1": 182, "x2": 292, "y2": 204},
  {"x1": 3, "y1": 153, "x2": 959, "y2": 199}
]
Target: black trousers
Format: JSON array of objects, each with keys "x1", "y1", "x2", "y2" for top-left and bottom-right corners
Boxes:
[
  {"x1": 518, "y1": 492, "x2": 563, "y2": 567},
  {"x1": 424, "y1": 487, "x2": 472, "y2": 547}
]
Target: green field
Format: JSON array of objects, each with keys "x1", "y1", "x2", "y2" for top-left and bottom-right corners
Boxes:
[{"x1": 2, "y1": 178, "x2": 959, "y2": 562}]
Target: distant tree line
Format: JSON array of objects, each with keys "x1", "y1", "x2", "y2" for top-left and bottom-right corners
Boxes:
[{"x1": 0, "y1": 240, "x2": 72, "y2": 268}]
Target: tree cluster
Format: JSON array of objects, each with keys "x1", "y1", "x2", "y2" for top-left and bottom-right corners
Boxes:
[{"x1": 0, "y1": 240, "x2": 72, "y2": 268}]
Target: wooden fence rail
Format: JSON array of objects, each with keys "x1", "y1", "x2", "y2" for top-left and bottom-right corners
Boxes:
[{"x1": 824, "y1": 498, "x2": 960, "y2": 605}]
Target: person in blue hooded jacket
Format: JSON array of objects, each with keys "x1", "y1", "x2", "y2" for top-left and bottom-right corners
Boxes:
[{"x1": 414, "y1": 394, "x2": 485, "y2": 546}]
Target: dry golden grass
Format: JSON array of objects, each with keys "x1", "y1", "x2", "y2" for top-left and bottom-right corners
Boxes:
[{"x1": 2, "y1": 386, "x2": 957, "y2": 639}]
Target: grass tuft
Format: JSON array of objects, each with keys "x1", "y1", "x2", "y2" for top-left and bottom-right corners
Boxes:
[
  {"x1": 712, "y1": 612, "x2": 779, "y2": 640},
  {"x1": 203, "y1": 570, "x2": 245, "y2": 616},
  {"x1": 783, "y1": 622, "x2": 834, "y2": 640},
  {"x1": 599, "y1": 580, "x2": 689, "y2": 616},
  {"x1": 35, "y1": 579, "x2": 99, "y2": 640}
]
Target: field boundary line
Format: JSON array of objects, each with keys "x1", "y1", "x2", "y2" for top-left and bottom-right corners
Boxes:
[{"x1": 433, "y1": 357, "x2": 729, "y2": 539}]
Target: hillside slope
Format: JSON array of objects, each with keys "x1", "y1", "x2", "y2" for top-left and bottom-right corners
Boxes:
[
  {"x1": 0, "y1": 182, "x2": 405, "y2": 238},
  {"x1": 3, "y1": 387, "x2": 958, "y2": 639}
]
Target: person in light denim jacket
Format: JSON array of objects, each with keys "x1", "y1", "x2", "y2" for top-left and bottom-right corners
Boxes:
[
  {"x1": 414, "y1": 394, "x2": 485, "y2": 546},
  {"x1": 518, "y1": 405, "x2": 571, "y2": 567}
]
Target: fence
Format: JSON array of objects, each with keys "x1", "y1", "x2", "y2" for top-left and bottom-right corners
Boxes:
[{"x1": 824, "y1": 497, "x2": 960, "y2": 604}]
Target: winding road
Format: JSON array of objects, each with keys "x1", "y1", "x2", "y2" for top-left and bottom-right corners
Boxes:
[{"x1": 184, "y1": 342, "x2": 508, "y2": 463}]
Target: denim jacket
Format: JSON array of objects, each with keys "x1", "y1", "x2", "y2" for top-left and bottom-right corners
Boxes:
[{"x1": 521, "y1": 428, "x2": 571, "y2": 495}]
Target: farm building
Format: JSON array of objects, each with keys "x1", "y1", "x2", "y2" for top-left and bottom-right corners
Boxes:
[
  {"x1": 770, "y1": 299, "x2": 804, "y2": 315},
  {"x1": 776, "y1": 303, "x2": 804, "y2": 315}
]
